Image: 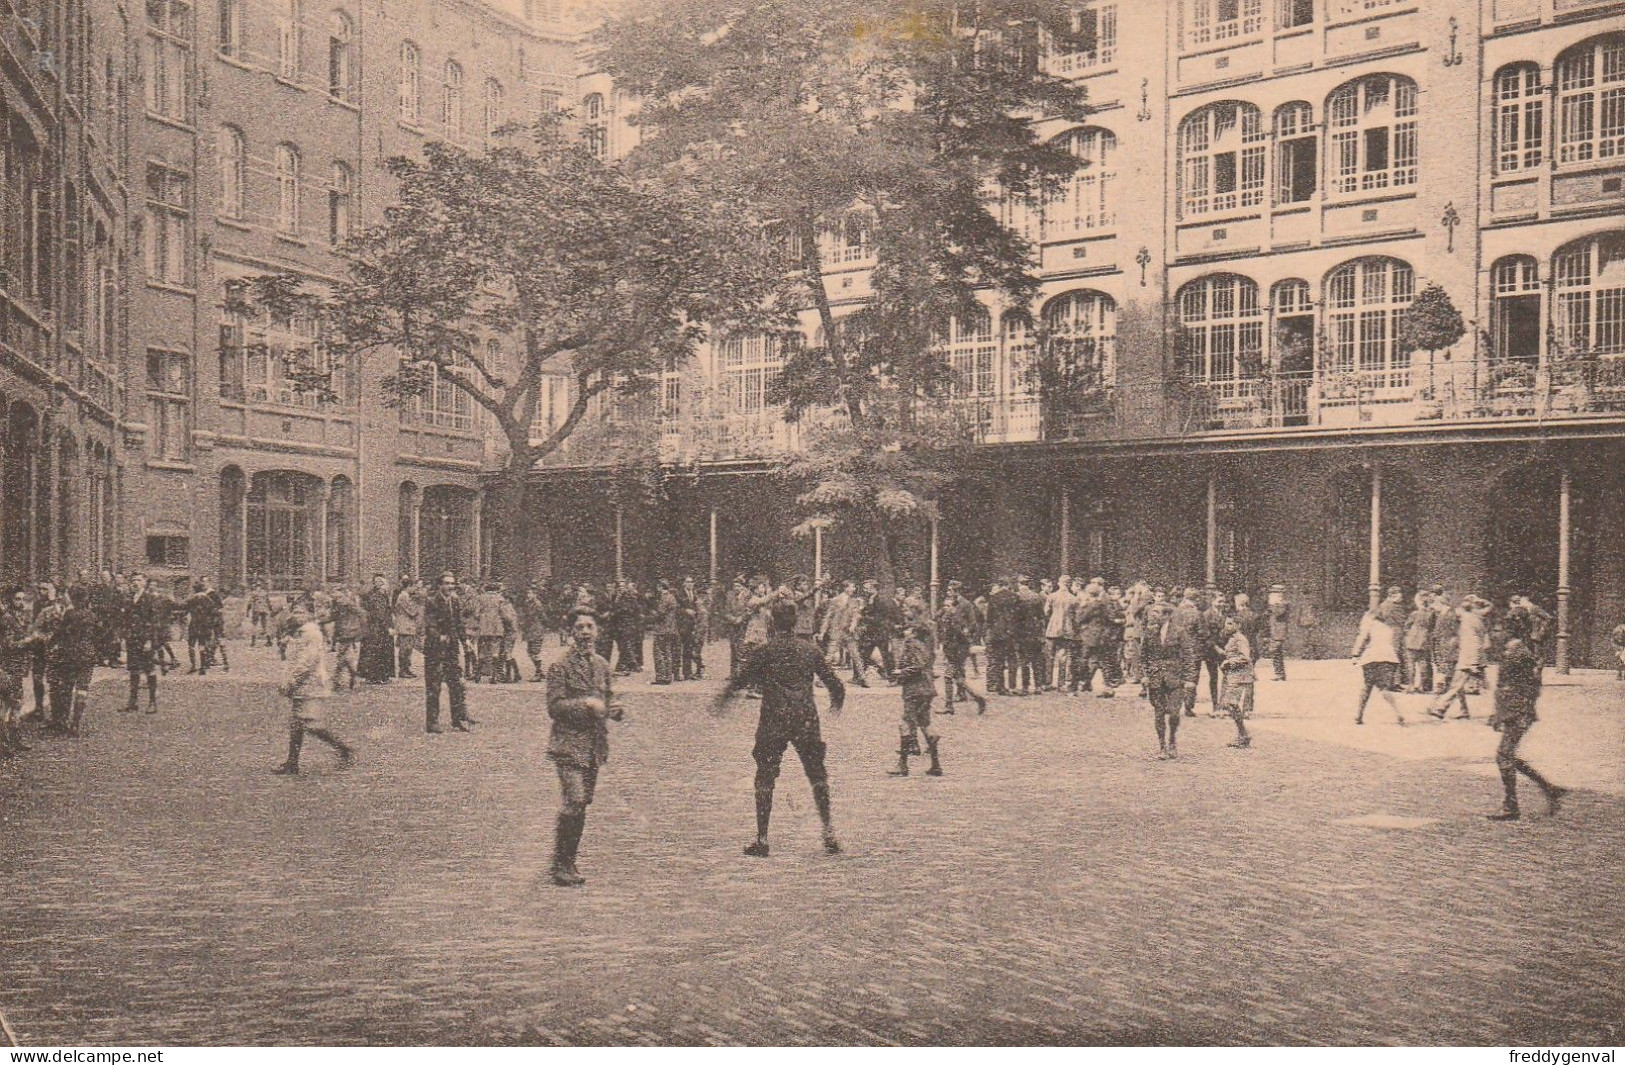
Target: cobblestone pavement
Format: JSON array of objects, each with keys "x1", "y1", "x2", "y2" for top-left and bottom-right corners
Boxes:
[{"x1": 1, "y1": 643, "x2": 1620, "y2": 1046}]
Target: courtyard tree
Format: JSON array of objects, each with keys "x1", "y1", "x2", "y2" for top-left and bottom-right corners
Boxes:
[
  {"x1": 228, "y1": 125, "x2": 786, "y2": 581},
  {"x1": 598, "y1": 0, "x2": 1095, "y2": 587},
  {"x1": 1397, "y1": 281, "x2": 1467, "y2": 405}
]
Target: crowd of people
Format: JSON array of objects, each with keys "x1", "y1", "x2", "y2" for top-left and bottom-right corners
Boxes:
[{"x1": 0, "y1": 563, "x2": 1587, "y2": 844}]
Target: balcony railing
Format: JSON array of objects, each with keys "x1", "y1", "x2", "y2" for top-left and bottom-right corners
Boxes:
[{"x1": 562, "y1": 357, "x2": 1625, "y2": 470}]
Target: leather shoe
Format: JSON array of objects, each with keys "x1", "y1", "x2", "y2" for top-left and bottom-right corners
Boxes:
[
  {"x1": 1487, "y1": 808, "x2": 1520, "y2": 821},
  {"x1": 743, "y1": 840, "x2": 770, "y2": 858}
]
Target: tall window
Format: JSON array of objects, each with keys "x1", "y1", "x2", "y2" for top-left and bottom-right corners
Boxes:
[
  {"x1": 145, "y1": 347, "x2": 191, "y2": 460},
  {"x1": 218, "y1": 125, "x2": 246, "y2": 219},
  {"x1": 144, "y1": 0, "x2": 191, "y2": 122},
  {"x1": 1048, "y1": 127, "x2": 1116, "y2": 238},
  {"x1": 1186, "y1": 0, "x2": 1264, "y2": 48},
  {"x1": 1272, "y1": 278, "x2": 1315, "y2": 375},
  {"x1": 1555, "y1": 36, "x2": 1625, "y2": 165},
  {"x1": 483, "y1": 79, "x2": 504, "y2": 142},
  {"x1": 1178, "y1": 275, "x2": 1262, "y2": 385},
  {"x1": 818, "y1": 212, "x2": 874, "y2": 264},
  {"x1": 276, "y1": 0, "x2": 302, "y2": 80},
  {"x1": 718, "y1": 333, "x2": 793, "y2": 413},
  {"x1": 217, "y1": 0, "x2": 243, "y2": 56},
  {"x1": 328, "y1": 12, "x2": 354, "y2": 101},
  {"x1": 1491, "y1": 256, "x2": 1542, "y2": 365},
  {"x1": 1326, "y1": 74, "x2": 1419, "y2": 196},
  {"x1": 584, "y1": 93, "x2": 607, "y2": 159},
  {"x1": 328, "y1": 162, "x2": 351, "y2": 245},
  {"x1": 1001, "y1": 186, "x2": 1042, "y2": 248},
  {"x1": 1553, "y1": 233, "x2": 1625, "y2": 357},
  {"x1": 936, "y1": 309, "x2": 997, "y2": 399},
  {"x1": 422, "y1": 350, "x2": 474, "y2": 430},
  {"x1": 1179, "y1": 102, "x2": 1266, "y2": 218},
  {"x1": 275, "y1": 144, "x2": 301, "y2": 235},
  {"x1": 442, "y1": 61, "x2": 464, "y2": 137},
  {"x1": 1049, "y1": 1, "x2": 1116, "y2": 75},
  {"x1": 230, "y1": 308, "x2": 331, "y2": 406},
  {"x1": 246, "y1": 472, "x2": 317, "y2": 591},
  {"x1": 1324, "y1": 258, "x2": 1415, "y2": 381},
  {"x1": 1276, "y1": 0, "x2": 1313, "y2": 29},
  {"x1": 1042, "y1": 291, "x2": 1117, "y2": 391},
  {"x1": 1274, "y1": 102, "x2": 1317, "y2": 204},
  {"x1": 145, "y1": 164, "x2": 190, "y2": 286},
  {"x1": 1495, "y1": 64, "x2": 1544, "y2": 173},
  {"x1": 399, "y1": 42, "x2": 421, "y2": 124}
]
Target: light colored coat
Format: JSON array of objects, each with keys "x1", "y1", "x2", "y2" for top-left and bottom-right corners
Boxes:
[
  {"x1": 281, "y1": 619, "x2": 332, "y2": 700},
  {"x1": 1352, "y1": 612, "x2": 1401, "y2": 665}
]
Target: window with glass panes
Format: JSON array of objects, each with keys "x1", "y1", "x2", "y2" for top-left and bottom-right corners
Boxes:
[
  {"x1": 1042, "y1": 291, "x2": 1117, "y2": 388},
  {"x1": 275, "y1": 144, "x2": 300, "y2": 235},
  {"x1": 145, "y1": 0, "x2": 191, "y2": 121},
  {"x1": 1179, "y1": 102, "x2": 1266, "y2": 218},
  {"x1": 1048, "y1": 128, "x2": 1116, "y2": 239},
  {"x1": 1274, "y1": 102, "x2": 1316, "y2": 204},
  {"x1": 1553, "y1": 234, "x2": 1625, "y2": 357},
  {"x1": 718, "y1": 334, "x2": 792, "y2": 413},
  {"x1": 1555, "y1": 36, "x2": 1625, "y2": 165},
  {"x1": 1495, "y1": 65, "x2": 1545, "y2": 173},
  {"x1": 483, "y1": 79, "x2": 504, "y2": 142},
  {"x1": 145, "y1": 347, "x2": 191, "y2": 460},
  {"x1": 1049, "y1": 1, "x2": 1116, "y2": 75},
  {"x1": 1179, "y1": 275, "x2": 1262, "y2": 387},
  {"x1": 328, "y1": 163, "x2": 351, "y2": 245},
  {"x1": 399, "y1": 42, "x2": 421, "y2": 123},
  {"x1": 1492, "y1": 256, "x2": 1542, "y2": 364},
  {"x1": 1324, "y1": 258, "x2": 1415, "y2": 384},
  {"x1": 145, "y1": 164, "x2": 190, "y2": 286},
  {"x1": 443, "y1": 61, "x2": 464, "y2": 137},
  {"x1": 1327, "y1": 75, "x2": 1418, "y2": 196},
  {"x1": 422, "y1": 349, "x2": 474, "y2": 430},
  {"x1": 1185, "y1": 0, "x2": 1263, "y2": 48},
  {"x1": 218, "y1": 126, "x2": 246, "y2": 218},
  {"x1": 276, "y1": 0, "x2": 302, "y2": 80},
  {"x1": 937, "y1": 309, "x2": 997, "y2": 399},
  {"x1": 328, "y1": 12, "x2": 354, "y2": 100}
]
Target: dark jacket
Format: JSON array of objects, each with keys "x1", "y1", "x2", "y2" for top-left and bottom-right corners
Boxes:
[
  {"x1": 1142, "y1": 607, "x2": 1200, "y2": 691},
  {"x1": 48, "y1": 606, "x2": 101, "y2": 672},
  {"x1": 1491, "y1": 640, "x2": 1542, "y2": 726},
  {"x1": 895, "y1": 634, "x2": 936, "y2": 701},
  {"x1": 546, "y1": 645, "x2": 615, "y2": 767},
  {"x1": 423, "y1": 590, "x2": 465, "y2": 661},
  {"x1": 724, "y1": 634, "x2": 845, "y2": 724},
  {"x1": 985, "y1": 588, "x2": 1019, "y2": 643},
  {"x1": 936, "y1": 596, "x2": 979, "y2": 646},
  {"x1": 122, "y1": 591, "x2": 168, "y2": 650}
]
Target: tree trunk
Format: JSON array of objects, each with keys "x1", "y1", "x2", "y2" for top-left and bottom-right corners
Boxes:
[{"x1": 484, "y1": 462, "x2": 539, "y2": 589}]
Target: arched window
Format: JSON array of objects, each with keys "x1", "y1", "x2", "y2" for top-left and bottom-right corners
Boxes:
[
  {"x1": 399, "y1": 41, "x2": 421, "y2": 123},
  {"x1": 1178, "y1": 275, "x2": 1263, "y2": 384},
  {"x1": 1048, "y1": 127, "x2": 1117, "y2": 238},
  {"x1": 1555, "y1": 35, "x2": 1625, "y2": 165},
  {"x1": 1553, "y1": 233, "x2": 1625, "y2": 356},
  {"x1": 1491, "y1": 255, "x2": 1542, "y2": 364},
  {"x1": 1324, "y1": 258, "x2": 1415, "y2": 380},
  {"x1": 936, "y1": 308, "x2": 996, "y2": 399},
  {"x1": 442, "y1": 60, "x2": 464, "y2": 136},
  {"x1": 483, "y1": 78, "x2": 504, "y2": 141},
  {"x1": 584, "y1": 92, "x2": 607, "y2": 159},
  {"x1": 246, "y1": 471, "x2": 319, "y2": 591},
  {"x1": 718, "y1": 333, "x2": 797, "y2": 413},
  {"x1": 328, "y1": 162, "x2": 351, "y2": 245},
  {"x1": 328, "y1": 11, "x2": 354, "y2": 101},
  {"x1": 275, "y1": 143, "x2": 300, "y2": 235},
  {"x1": 276, "y1": 0, "x2": 302, "y2": 80},
  {"x1": 1178, "y1": 102, "x2": 1265, "y2": 218},
  {"x1": 1326, "y1": 74, "x2": 1419, "y2": 196},
  {"x1": 1274, "y1": 101, "x2": 1316, "y2": 204},
  {"x1": 1042, "y1": 291, "x2": 1117, "y2": 390},
  {"x1": 1494, "y1": 64, "x2": 1544, "y2": 173},
  {"x1": 217, "y1": 125, "x2": 245, "y2": 219}
]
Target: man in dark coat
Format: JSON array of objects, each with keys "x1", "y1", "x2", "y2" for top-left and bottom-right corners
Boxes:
[
  {"x1": 714, "y1": 601, "x2": 846, "y2": 858},
  {"x1": 1014, "y1": 576, "x2": 1047, "y2": 696},
  {"x1": 357, "y1": 573, "x2": 396, "y2": 683},
  {"x1": 650, "y1": 579, "x2": 680, "y2": 685},
  {"x1": 935, "y1": 582, "x2": 986, "y2": 713},
  {"x1": 545, "y1": 607, "x2": 621, "y2": 886},
  {"x1": 1142, "y1": 600, "x2": 1198, "y2": 759},
  {"x1": 46, "y1": 586, "x2": 101, "y2": 735},
  {"x1": 1265, "y1": 584, "x2": 1292, "y2": 681},
  {"x1": 1486, "y1": 636, "x2": 1566, "y2": 821},
  {"x1": 423, "y1": 571, "x2": 474, "y2": 733},
  {"x1": 857, "y1": 580, "x2": 898, "y2": 683},
  {"x1": 121, "y1": 573, "x2": 166, "y2": 714},
  {"x1": 983, "y1": 578, "x2": 1019, "y2": 696}
]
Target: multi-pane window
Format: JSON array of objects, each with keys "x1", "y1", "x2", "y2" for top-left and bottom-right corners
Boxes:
[
  {"x1": 483, "y1": 79, "x2": 504, "y2": 142},
  {"x1": 1553, "y1": 234, "x2": 1625, "y2": 357},
  {"x1": 399, "y1": 42, "x2": 421, "y2": 124},
  {"x1": 1324, "y1": 258, "x2": 1415, "y2": 382},
  {"x1": 1179, "y1": 102, "x2": 1266, "y2": 218},
  {"x1": 275, "y1": 144, "x2": 300, "y2": 236},
  {"x1": 146, "y1": 535, "x2": 190, "y2": 568},
  {"x1": 145, "y1": 0, "x2": 191, "y2": 122},
  {"x1": 1495, "y1": 65, "x2": 1545, "y2": 173},
  {"x1": 328, "y1": 162, "x2": 351, "y2": 245},
  {"x1": 529, "y1": 375, "x2": 572, "y2": 440},
  {"x1": 1186, "y1": 0, "x2": 1263, "y2": 48},
  {"x1": 1001, "y1": 187, "x2": 1042, "y2": 248},
  {"x1": 328, "y1": 12, "x2": 354, "y2": 101},
  {"x1": 1042, "y1": 291, "x2": 1117, "y2": 390},
  {"x1": 146, "y1": 347, "x2": 191, "y2": 460},
  {"x1": 442, "y1": 61, "x2": 464, "y2": 138},
  {"x1": 1047, "y1": 127, "x2": 1116, "y2": 238},
  {"x1": 276, "y1": 0, "x2": 302, "y2": 80},
  {"x1": 1491, "y1": 256, "x2": 1542, "y2": 364},
  {"x1": 422, "y1": 350, "x2": 475, "y2": 430},
  {"x1": 584, "y1": 93, "x2": 608, "y2": 159},
  {"x1": 1274, "y1": 102, "x2": 1317, "y2": 205},
  {"x1": 145, "y1": 164, "x2": 190, "y2": 286},
  {"x1": 1272, "y1": 279, "x2": 1315, "y2": 373},
  {"x1": 231, "y1": 310, "x2": 331, "y2": 406},
  {"x1": 936, "y1": 309, "x2": 997, "y2": 399},
  {"x1": 1049, "y1": 1, "x2": 1116, "y2": 75},
  {"x1": 1276, "y1": 0, "x2": 1313, "y2": 29},
  {"x1": 218, "y1": 126, "x2": 246, "y2": 218},
  {"x1": 718, "y1": 333, "x2": 793, "y2": 413},
  {"x1": 1179, "y1": 275, "x2": 1263, "y2": 385},
  {"x1": 217, "y1": 0, "x2": 243, "y2": 57},
  {"x1": 1327, "y1": 75, "x2": 1419, "y2": 196},
  {"x1": 1555, "y1": 36, "x2": 1625, "y2": 165}
]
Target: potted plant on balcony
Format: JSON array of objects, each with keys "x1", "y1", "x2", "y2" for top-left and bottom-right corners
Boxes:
[{"x1": 1396, "y1": 282, "x2": 1466, "y2": 421}]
